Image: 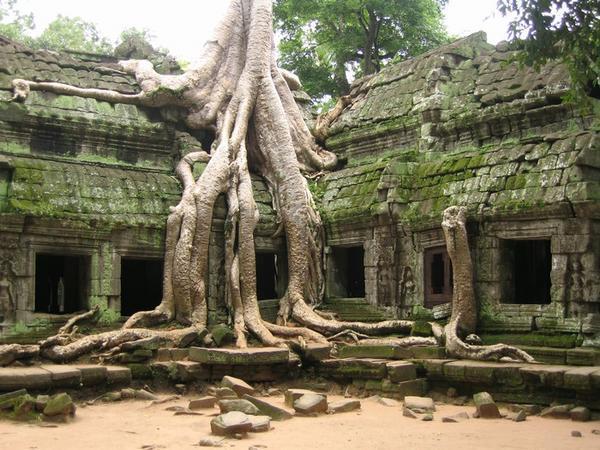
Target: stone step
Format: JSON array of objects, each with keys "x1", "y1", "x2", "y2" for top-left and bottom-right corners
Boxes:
[
  {"x1": 338, "y1": 344, "x2": 446, "y2": 360},
  {"x1": 189, "y1": 347, "x2": 290, "y2": 365},
  {"x1": 0, "y1": 364, "x2": 131, "y2": 392}
]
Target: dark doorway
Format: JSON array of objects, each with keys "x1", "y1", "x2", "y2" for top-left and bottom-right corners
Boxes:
[
  {"x1": 502, "y1": 240, "x2": 551, "y2": 304},
  {"x1": 35, "y1": 254, "x2": 90, "y2": 314},
  {"x1": 329, "y1": 246, "x2": 366, "y2": 298},
  {"x1": 121, "y1": 258, "x2": 163, "y2": 316},
  {"x1": 256, "y1": 252, "x2": 278, "y2": 300},
  {"x1": 424, "y1": 246, "x2": 453, "y2": 307}
]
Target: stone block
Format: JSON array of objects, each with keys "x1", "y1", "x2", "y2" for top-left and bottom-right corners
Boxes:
[
  {"x1": 0, "y1": 367, "x2": 52, "y2": 391},
  {"x1": 337, "y1": 345, "x2": 411, "y2": 359},
  {"x1": 248, "y1": 415, "x2": 271, "y2": 432},
  {"x1": 189, "y1": 347, "x2": 289, "y2": 365},
  {"x1": 317, "y1": 358, "x2": 388, "y2": 380},
  {"x1": 422, "y1": 359, "x2": 453, "y2": 380},
  {"x1": 189, "y1": 396, "x2": 217, "y2": 410},
  {"x1": 570, "y1": 406, "x2": 590, "y2": 422},
  {"x1": 105, "y1": 366, "x2": 132, "y2": 386},
  {"x1": 156, "y1": 348, "x2": 172, "y2": 362},
  {"x1": 217, "y1": 399, "x2": 260, "y2": 415},
  {"x1": 386, "y1": 361, "x2": 417, "y2": 383},
  {"x1": 519, "y1": 346, "x2": 567, "y2": 365},
  {"x1": 222, "y1": 375, "x2": 255, "y2": 396},
  {"x1": 284, "y1": 389, "x2": 318, "y2": 407},
  {"x1": 72, "y1": 364, "x2": 107, "y2": 386},
  {"x1": 174, "y1": 361, "x2": 209, "y2": 382},
  {"x1": 566, "y1": 348, "x2": 600, "y2": 366},
  {"x1": 297, "y1": 343, "x2": 331, "y2": 362},
  {"x1": 381, "y1": 379, "x2": 426, "y2": 398},
  {"x1": 243, "y1": 394, "x2": 294, "y2": 420},
  {"x1": 563, "y1": 367, "x2": 597, "y2": 391},
  {"x1": 210, "y1": 411, "x2": 252, "y2": 436},
  {"x1": 410, "y1": 346, "x2": 446, "y2": 359},
  {"x1": 473, "y1": 392, "x2": 501, "y2": 418},
  {"x1": 404, "y1": 396, "x2": 435, "y2": 413},
  {"x1": 40, "y1": 365, "x2": 82, "y2": 388},
  {"x1": 520, "y1": 365, "x2": 567, "y2": 388},
  {"x1": 293, "y1": 393, "x2": 328, "y2": 415},
  {"x1": 328, "y1": 399, "x2": 361, "y2": 414},
  {"x1": 171, "y1": 348, "x2": 189, "y2": 361}
]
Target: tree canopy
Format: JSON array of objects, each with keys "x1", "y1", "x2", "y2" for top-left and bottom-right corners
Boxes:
[
  {"x1": 498, "y1": 0, "x2": 600, "y2": 99},
  {"x1": 274, "y1": 0, "x2": 449, "y2": 100},
  {"x1": 34, "y1": 15, "x2": 113, "y2": 54}
]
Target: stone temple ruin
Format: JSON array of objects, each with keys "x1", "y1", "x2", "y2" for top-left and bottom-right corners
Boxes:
[{"x1": 0, "y1": 30, "x2": 599, "y2": 411}]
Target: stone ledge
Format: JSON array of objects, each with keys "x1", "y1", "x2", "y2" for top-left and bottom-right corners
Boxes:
[{"x1": 189, "y1": 347, "x2": 289, "y2": 365}]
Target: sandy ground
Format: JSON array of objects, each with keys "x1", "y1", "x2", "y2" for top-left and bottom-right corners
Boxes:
[{"x1": 1, "y1": 394, "x2": 599, "y2": 450}]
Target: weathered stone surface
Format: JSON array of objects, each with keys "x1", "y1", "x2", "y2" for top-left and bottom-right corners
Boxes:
[
  {"x1": 540, "y1": 404, "x2": 574, "y2": 419},
  {"x1": 404, "y1": 396, "x2": 435, "y2": 413},
  {"x1": 40, "y1": 365, "x2": 81, "y2": 388},
  {"x1": 298, "y1": 343, "x2": 331, "y2": 362},
  {"x1": 248, "y1": 415, "x2": 271, "y2": 432},
  {"x1": 210, "y1": 411, "x2": 253, "y2": 436},
  {"x1": 217, "y1": 399, "x2": 260, "y2": 415},
  {"x1": 221, "y1": 375, "x2": 255, "y2": 397},
  {"x1": 403, "y1": 406, "x2": 418, "y2": 418},
  {"x1": 386, "y1": 361, "x2": 417, "y2": 383},
  {"x1": 242, "y1": 394, "x2": 294, "y2": 420},
  {"x1": 189, "y1": 396, "x2": 217, "y2": 410},
  {"x1": 105, "y1": 366, "x2": 132, "y2": 386},
  {"x1": 328, "y1": 399, "x2": 361, "y2": 414},
  {"x1": 317, "y1": 358, "x2": 388, "y2": 380},
  {"x1": 473, "y1": 392, "x2": 501, "y2": 418},
  {"x1": 570, "y1": 406, "x2": 590, "y2": 422},
  {"x1": 73, "y1": 364, "x2": 107, "y2": 386},
  {"x1": 43, "y1": 393, "x2": 75, "y2": 417},
  {"x1": 189, "y1": 347, "x2": 289, "y2": 365},
  {"x1": 374, "y1": 396, "x2": 400, "y2": 407},
  {"x1": 0, "y1": 367, "x2": 52, "y2": 391},
  {"x1": 215, "y1": 387, "x2": 237, "y2": 399},
  {"x1": 198, "y1": 437, "x2": 224, "y2": 447},
  {"x1": 293, "y1": 393, "x2": 328, "y2": 415},
  {"x1": 505, "y1": 410, "x2": 527, "y2": 422},
  {"x1": 284, "y1": 389, "x2": 318, "y2": 407}
]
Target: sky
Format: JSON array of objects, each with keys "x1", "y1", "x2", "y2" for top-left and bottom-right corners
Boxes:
[{"x1": 14, "y1": 0, "x2": 513, "y2": 61}]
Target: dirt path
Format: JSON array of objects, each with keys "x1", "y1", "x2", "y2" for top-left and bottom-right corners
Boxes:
[{"x1": 0, "y1": 395, "x2": 598, "y2": 450}]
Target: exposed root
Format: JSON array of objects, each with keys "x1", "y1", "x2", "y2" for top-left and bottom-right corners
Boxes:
[
  {"x1": 0, "y1": 343, "x2": 39, "y2": 366},
  {"x1": 58, "y1": 305, "x2": 100, "y2": 335}
]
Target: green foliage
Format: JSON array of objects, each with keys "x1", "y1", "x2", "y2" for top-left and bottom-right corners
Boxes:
[
  {"x1": 274, "y1": 0, "x2": 449, "y2": 100},
  {"x1": 35, "y1": 15, "x2": 113, "y2": 54},
  {"x1": 0, "y1": 0, "x2": 34, "y2": 45},
  {"x1": 98, "y1": 307, "x2": 121, "y2": 326},
  {"x1": 498, "y1": 0, "x2": 600, "y2": 100}
]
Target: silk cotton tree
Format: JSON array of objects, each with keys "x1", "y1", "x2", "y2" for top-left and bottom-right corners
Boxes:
[{"x1": 1, "y1": 0, "x2": 534, "y2": 365}]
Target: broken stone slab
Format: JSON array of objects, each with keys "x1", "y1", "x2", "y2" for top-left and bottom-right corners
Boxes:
[
  {"x1": 72, "y1": 364, "x2": 107, "y2": 386},
  {"x1": 210, "y1": 411, "x2": 253, "y2": 436},
  {"x1": 506, "y1": 404, "x2": 542, "y2": 416},
  {"x1": 403, "y1": 406, "x2": 418, "y2": 419},
  {"x1": 404, "y1": 396, "x2": 435, "y2": 413},
  {"x1": 43, "y1": 393, "x2": 76, "y2": 417},
  {"x1": 571, "y1": 430, "x2": 582, "y2": 437},
  {"x1": 422, "y1": 413, "x2": 433, "y2": 421},
  {"x1": 198, "y1": 437, "x2": 224, "y2": 447},
  {"x1": 242, "y1": 394, "x2": 294, "y2": 420},
  {"x1": 328, "y1": 399, "x2": 361, "y2": 414},
  {"x1": 540, "y1": 404, "x2": 574, "y2": 419},
  {"x1": 442, "y1": 412, "x2": 469, "y2": 423},
  {"x1": 570, "y1": 406, "x2": 590, "y2": 422},
  {"x1": 189, "y1": 347, "x2": 289, "y2": 365},
  {"x1": 473, "y1": 392, "x2": 501, "y2": 419},
  {"x1": 221, "y1": 375, "x2": 255, "y2": 397},
  {"x1": 189, "y1": 396, "x2": 217, "y2": 410},
  {"x1": 218, "y1": 399, "x2": 261, "y2": 415},
  {"x1": 293, "y1": 393, "x2": 328, "y2": 415},
  {"x1": 317, "y1": 358, "x2": 387, "y2": 380},
  {"x1": 0, "y1": 367, "x2": 52, "y2": 391},
  {"x1": 248, "y1": 415, "x2": 271, "y2": 432},
  {"x1": 373, "y1": 396, "x2": 400, "y2": 407},
  {"x1": 386, "y1": 361, "x2": 417, "y2": 383},
  {"x1": 284, "y1": 388, "x2": 318, "y2": 407},
  {"x1": 505, "y1": 410, "x2": 527, "y2": 422},
  {"x1": 134, "y1": 389, "x2": 159, "y2": 401}
]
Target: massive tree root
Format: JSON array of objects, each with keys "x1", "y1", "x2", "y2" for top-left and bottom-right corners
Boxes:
[{"x1": 0, "y1": 0, "x2": 534, "y2": 365}]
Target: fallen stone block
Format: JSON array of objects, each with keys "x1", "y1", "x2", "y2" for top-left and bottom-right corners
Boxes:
[
  {"x1": 375, "y1": 396, "x2": 400, "y2": 407},
  {"x1": 473, "y1": 392, "x2": 501, "y2": 419},
  {"x1": 404, "y1": 396, "x2": 435, "y2": 413},
  {"x1": 505, "y1": 410, "x2": 527, "y2": 422},
  {"x1": 217, "y1": 399, "x2": 260, "y2": 415},
  {"x1": 40, "y1": 365, "x2": 82, "y2": 388},
  {"x1": 442, "y1": 412, "x2": 469, "y2": 423},
  {"x1": 215, "y1": 387, "x2": 237, "y2": 399},
  {"x1": 284, "y1": 388, "x2": 317, "y2": 407},
  {"x1": 328, "y1": 399, "x2": 361, "y2": 414},
  {"x1": 248, "y1": 415, "x2": 271, "y2": 432},
  {"x1": 210, "y1": 411, "x2": 253, "y2": 436},
  {"x1": 540, "y1": 404, "x2": 574, "y2": 419},
  {"x1": 222, "y1": 375, "x2": 255, "y2": 396},
  {"x1": 570, "y1": 406, "x2": 590, "y2": 422},
  {"x1": 293, "y1": 393, "x2": 328, "y2": 415},
  {"x1": 243, "y1": 394, "x2": 294, "y2": 420},
  {"x1": 189, "y1": 396, "x2": 217, "y2": 410},
  {"x1": 403, "y1": 406, "x2": 418, "y2": 419}
]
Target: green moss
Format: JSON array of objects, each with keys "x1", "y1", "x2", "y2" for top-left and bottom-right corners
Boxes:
[{"x1": 479, "y1": 332, "x2": 578, "y2": 348}]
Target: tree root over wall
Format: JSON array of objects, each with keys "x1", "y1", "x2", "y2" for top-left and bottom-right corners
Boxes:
[{"x1": 0, "y1": 0, "x2": 533, "y2": 366}]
